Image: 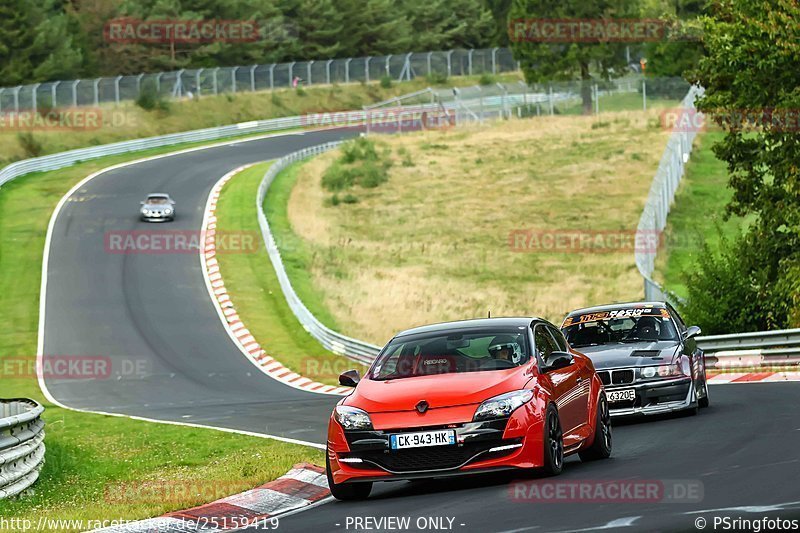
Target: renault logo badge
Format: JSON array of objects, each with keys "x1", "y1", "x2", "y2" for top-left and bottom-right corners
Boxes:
[{"x1": 416, "y1": 400, "x2": 429, "y2": 413}]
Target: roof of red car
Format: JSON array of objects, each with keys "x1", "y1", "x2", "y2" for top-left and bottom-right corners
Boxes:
[{"x1": 395, "y1": 317, "x2": 541, "y2": 338}]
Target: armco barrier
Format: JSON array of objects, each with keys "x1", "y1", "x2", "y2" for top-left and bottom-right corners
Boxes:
[
  {"x1": 256, "y1": 142, "x2": 382, "y2": 365},
  {"x1": 0, "y1": 399, "x2": 45, "y2": 500}
]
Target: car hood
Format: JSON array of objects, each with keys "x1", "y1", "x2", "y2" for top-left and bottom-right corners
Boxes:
[
  {"x1": 346, "y1": 369, "x2": 532, "y2": 413},
  {"x1": 143, "y1": 203, "x2": 171, "y2": 210},
  {"x1": 575, "y1": 341, "x2": 680, "y2": 370}
]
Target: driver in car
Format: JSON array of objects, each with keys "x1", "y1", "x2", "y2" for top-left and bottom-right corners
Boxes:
[{"x1": 488, "y1": 335, "x2": 524, "y2": 364}]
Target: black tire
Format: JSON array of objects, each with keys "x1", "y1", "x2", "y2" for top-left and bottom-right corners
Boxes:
[
  {"x1": 698, "y1": 376, "x2": 710, "y2": 408},
  {"x1": 326, "y1": 453, "x2": 372, "y2": 501},
  {"x1": 541, "y1": 404, "x2": 564, "y2": 476},
  {"x1": 579, "y1": 396, "x2": 612, "y2": 462}
]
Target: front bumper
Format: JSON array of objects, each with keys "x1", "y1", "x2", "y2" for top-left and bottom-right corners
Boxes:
[
  {"x1": 328, "y1": 402, "x2": 548, "y2": 485},
  {"x1": 141, "y1": 213, "x2": 173, "y2": 222},
  {"x1": 604, "y1": 376, "x2": 694, "y2": 417}
]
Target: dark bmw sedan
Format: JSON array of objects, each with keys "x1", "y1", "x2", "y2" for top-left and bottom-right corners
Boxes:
[{"x1": 561, "y1": 302, "x2": 709, "y2": 417}]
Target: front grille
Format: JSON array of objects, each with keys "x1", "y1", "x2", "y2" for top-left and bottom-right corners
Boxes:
[
  {"x1": 612, "y1": 369, "x2": 635, "y2": 384},
  {"x1": 347, "y1": 440, "x2": 513, "y2": 473},
  {"x1": 597, "y1": 371, "x2": 611, "y2": 385}
]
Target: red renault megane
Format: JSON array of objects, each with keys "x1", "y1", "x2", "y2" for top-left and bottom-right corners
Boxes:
[{"x1": 326, "y1": 317, "x2": 612, "y2": 500}]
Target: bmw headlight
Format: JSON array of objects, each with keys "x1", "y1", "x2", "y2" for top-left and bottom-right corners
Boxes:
[
  {"x1": 473, "y1": 389, "x2": 533, "y2": 421},
  {"x1": 334, "y1": 406, "x2": 373, "y2": 430},
  {"x1": 641, "y1": 359, "x2": 688, "y2": 380}
]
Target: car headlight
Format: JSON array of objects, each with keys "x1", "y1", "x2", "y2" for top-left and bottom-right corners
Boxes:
[
  {"x1": 473, "y1": 389, "x2": 533, "y2": 421},
  {"x1": 641, "y1": 360, "x2": 687, "y2": 379},
  {"x1": 141, "y1": 208, "x2": 148, "y2": 215},
  {"x1": 164, "y1": 208, "x2": 172, "y2": 215},
  {"x1": 334, "y1": 406, "x2": 373, "y2": 430}
]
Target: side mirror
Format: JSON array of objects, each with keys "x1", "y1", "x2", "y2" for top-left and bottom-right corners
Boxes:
[
  {"x1": 543, "y1": 351, "x2": 574, "y2": 372},
  {"x1": 170, "y1": 200, "x2": 176, "y2": 205},
  {"x1": 140, "y1": 201, "x2": 145, "y2": 205},
  {"x1": 683, "y1": 326, "x2": 701, "y2": 340},
  {"x1": 339, "y1": 369, "x2": 361, "y2": 387}
]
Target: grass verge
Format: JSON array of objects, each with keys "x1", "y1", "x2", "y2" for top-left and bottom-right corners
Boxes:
[
  {"x1": 653, "y1": 132, "x2": 749, "y2": 299},
  {"x1": 213, "y1": 163, "x2": 369, "y2": 385},
  {"x1": 0, "y1": 137, "x2": 325, "y2": 531},
  {"x1": 273, "y1": 109, "x2": 677, "y2": 345}
]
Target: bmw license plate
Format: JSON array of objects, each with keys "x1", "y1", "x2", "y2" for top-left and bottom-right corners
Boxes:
[
  {"x1": 390, "y1": 429, "x2": 456, "y2": 450},
  {"x1": 606, "y1": 389, "x2": 636, "y2": 403}
]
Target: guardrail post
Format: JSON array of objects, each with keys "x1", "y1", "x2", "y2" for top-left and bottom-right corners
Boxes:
[
  {"x1": 365, "y1": 57, "x2": 371, "y2": 83},
  {"x1": 175, "y1": 69, "x2": 185, "y2": 98},
  {"x1": 594, "y1": 83, "x2": 599, "y2": 114},
  {"x1": 548, "y1": 84, "x2": 554, "y2": 115},
  {"x1": 250, "y1": 65, "x2": 257, "y2": 92},
  {"x1": 345, "y1": 58, "x2": 352, "y2": 83},
  {"x1": 0, "y1": 88, "x2": 4, "y2": 112},
  {"x1": 492, "y1": 47, "x2": 499, "y2": 74},
  {"x1": 642, "y1": 79, "x2": 647, "y2": 111},
  {"x1": 468, "y1": 49, "x2": 474, "y2": 76},
  {"x1": 326, "y1": 59, "x2": 333, "y2": 84},
  {"x1": 114, "y1": 75, "x2": 122, "y2": 105}
]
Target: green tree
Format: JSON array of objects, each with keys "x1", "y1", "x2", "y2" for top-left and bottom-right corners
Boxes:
[
  {"x1": 683, "y1": 0, "x2": 800, "y2": 331},
  {"x1": 643, "y1": 0, "x2": 705, "y2": 78},
  {"x1": 507, "y1": 0, "x2": 642, "y2": 114},
  {"x1": 402, "y1": 0, "x2": 495, "y2": 51}
]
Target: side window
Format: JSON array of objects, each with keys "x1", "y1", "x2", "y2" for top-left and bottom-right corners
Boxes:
[
  {"x1": 547, "y1": 326, "x2": 569, "y2": 352},
  {"x1": 534, "y1": 326, "x2": 557, "y2": 361}
]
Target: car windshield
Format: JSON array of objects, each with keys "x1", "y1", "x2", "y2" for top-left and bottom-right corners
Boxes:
[
  {"x1": 146, "y1": 196, "x2": 169, "y2": 204},
  {"x1": 562, "y1": 312, "x2": 678, "y2": 347},
  {"x1": 369, "y1": 327, "x2": 531, "y2": 381}
]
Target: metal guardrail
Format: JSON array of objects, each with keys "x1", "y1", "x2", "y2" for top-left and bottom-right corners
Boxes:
[
  {"x1": 256, "y1": 142, "x2": 382, "y2": 365},
  {"x1": 634, "y1": 85, "x2": 704, "y2": 302},
  {"x1": 0, "y1": 116, "x2": 308, "y2": 190},
  {"x1": 0, "y1": 399, "x2": 46, "y2": 500},
  {"x1": 697, "y1": 328, "x2": 800, "y2": 352}
]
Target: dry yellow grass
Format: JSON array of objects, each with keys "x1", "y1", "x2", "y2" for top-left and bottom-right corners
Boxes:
[{"x1": 286, "y1": 111, "x2": 670, "y2": 345}]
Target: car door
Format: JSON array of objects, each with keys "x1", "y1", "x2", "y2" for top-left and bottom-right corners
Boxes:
[
  {"x1": 535, "y1": 324, "x2": 582, "y2": 434},
  {"x1": 547, "y1": 325, "x2": 590, "y2": 427}
]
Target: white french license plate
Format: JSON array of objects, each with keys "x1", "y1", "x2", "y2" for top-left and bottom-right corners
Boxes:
[
  {"x1": 390, "y1": 429, "x2": 456, "y2": 450},
  {"x1": 606, "y1": 389, "x2": 636, "y2": 403}
]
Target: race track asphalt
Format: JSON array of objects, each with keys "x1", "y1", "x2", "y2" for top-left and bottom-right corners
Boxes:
[
  {"x1": 41, "y1": 128, "x2": 357, "y2": 444},
  {"x1": 39, "y1": 127, "x2": 800, "y2": 532}
]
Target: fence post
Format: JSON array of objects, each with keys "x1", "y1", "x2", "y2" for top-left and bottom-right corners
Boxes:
[
  {"x1": 114, "y1": 76, "x2": 122, "y2": 105},
  {"x1": 446, "y1": 50, "x2": 453, "y2": 77},
  {"x1": 385, "y1": 55, "x2": 391, "y2": 77},
  {"x1": 468, "y1": 49, "x2": 474, "y2": 76},
  {"x1": 52, "y1": 81, "x2": 59, "y2": 107},
  {"x1": 212, "y1": 68, "x2": 219, "y2": 95},
  {"x1": 548, "y1": 84, "x2": 554, "y2": 115},
  {"x1": 288, "y1": 62, "x2": 295, "y2": 87},
  {"x1": 155, "y1": 72, "x2": 163, "y2": 95},
  {"x1": 92, "y1": 79, "x2": 99, "y2": 106},
  {"x1": 307, "y1": 61, "x2": 313, "y2": 85},
  {"x1": 594, "y1": 83, "x2": 599, "y2": 114},
  {"x1": 13, "y1": 86, "x2": 21, "y2": 112},
  {"x1": 31, "y1": 83, "x2": 40, "y2": 112},
  {"x1": 404, "y1": 52, "x2": 412, "y2": 81},
  {"x1": 492, "y1": 47, "x2": 499, "y2": 74},
  {"x1": 427, "y1": 52, "x2": 433, "y2": 76},
  {"x1": 232, "y1": 67, "x2": 238, "y2": 93},
  {"x1": 345, "y1": 58, "x2": 352, "y2": 83},
  {"x1": 175, "y1": 69, "x2": 184, "y2": 98},
  {"x1": 365, "y1": 57, "x2": 371, "y2": 83},
  {"x1": 269, "y1": 65, "x2": 275, "y2": 90},
  {"x1": 326, "y1": 59, "x2": 333, "y2": 84},
  {"x1": 196, "y1": 69, "x2": 203, "y2": 97},
  {"x1": 250, "y1": 65, "x2": 256, "y2": 92},
  {"x1": 642, "y1": 79, "x2": 647, "y2": 111},
  {"x1": 0, "y1": 88, "x2": 3, "y2": 112},
  {"x1": 136, "y1": 73, "x2": 144, "y2": 98},
  {"x1": 72, "y1": 80, "x2": 79, "y2": 107}
]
